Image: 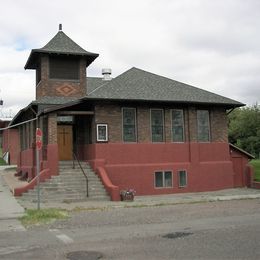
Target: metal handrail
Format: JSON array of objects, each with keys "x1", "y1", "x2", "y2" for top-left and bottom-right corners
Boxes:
[{"x1": 72, "y1": 151, "x2": 89, "y2": 197}]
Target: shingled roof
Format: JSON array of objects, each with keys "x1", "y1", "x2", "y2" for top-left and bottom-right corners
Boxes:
[
  {"x1": 25, "y1": 30, "x2": 99, "y2": 69},
  {"x1": 86, "y1": 67, "x2": 244, "y2": 108}
]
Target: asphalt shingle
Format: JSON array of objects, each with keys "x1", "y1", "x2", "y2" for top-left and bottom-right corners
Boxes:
[
  {"x1": 25, "y1": 31, "x2": 99, "y2": 69},
  {"x1": 87, "y1": 67, "x2": 243, "y2": 107}
]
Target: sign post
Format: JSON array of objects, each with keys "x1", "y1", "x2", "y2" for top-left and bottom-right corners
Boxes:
[{"x1": 36, "y1": 128, "x2": 42, "y2": 210}]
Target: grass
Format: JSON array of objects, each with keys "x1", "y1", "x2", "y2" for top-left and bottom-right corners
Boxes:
[
  {"x1": 0, "y1": 148, "x2": 7, "y2": 166},
  {"x1": 250, "y1": 159, "x2": 260, "y2": 182},
  {"x1": 0, "y1": 158, "x2": 7, "y2": 165},
  {"x1": 20, "y1": 208, "x2": 69, "y2": 227}
]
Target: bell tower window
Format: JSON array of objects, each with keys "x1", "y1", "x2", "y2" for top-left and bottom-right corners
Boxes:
[{"x1": 49, "y1": 56, "x2": 80, "y2": 80}]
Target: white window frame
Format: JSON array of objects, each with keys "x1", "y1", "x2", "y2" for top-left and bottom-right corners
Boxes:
[
  {"x1": 171, "y1": 109, "x2": 185, "y2": 142},
  {"x1": 150, "y1": 108, "x2": 165, "y2": 142},
  {"x1": 122, "y1": 107, "x2": 137, "y2": 143},
  {"x1": 96, "y1": 124, "x2": 108, "y2": 142},
  {"x1": 178, "y1": 170, "x2": 187, "y2": 187},
  {"x1": 154, "y1": 170, "x2": 173, "y2": 188}
]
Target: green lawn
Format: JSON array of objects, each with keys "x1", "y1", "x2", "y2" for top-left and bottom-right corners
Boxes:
[
  {"x1": 0, "y1": 148, "x2": 6, "y2": 165},
  {"x1": 250, "y1": 159, "x2": 260, "y2": 182},
  {"x1": 20, "y1": 208, "x2": 69, "y2": 227}
]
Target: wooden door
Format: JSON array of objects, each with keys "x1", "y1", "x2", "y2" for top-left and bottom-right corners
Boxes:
[
  {"x1": 233, "y1": 157, "x2": 243, "y2": 187},
  {"x1": 58, "y1": 125, "x2": 73, "y2": 160}
]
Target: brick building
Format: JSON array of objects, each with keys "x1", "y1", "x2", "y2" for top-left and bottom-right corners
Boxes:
[
  {"x1": 10, "y1": 27, "x2": 251, "y2": 200},
  {"x1": 0, "y1": 118, "x2": 19, "y2": 165}
]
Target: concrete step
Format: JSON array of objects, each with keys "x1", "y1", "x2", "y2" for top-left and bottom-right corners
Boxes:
[
  {"x1": 20, "y1": 161, "x2": 110, "y2": 202},
  {"x1": 19, "y1": 192, "x2": 110, "y2": 202}
]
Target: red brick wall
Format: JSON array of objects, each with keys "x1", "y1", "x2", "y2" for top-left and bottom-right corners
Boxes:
[
  {"x1": 86, "y1": 142, "x2": 234, "y2": 195},
  {"x1": 94, "y1": 104, "x2": 122, "y2": 143},
  {"x1": 88, "y1": 104, "x2": 235, "y2": 196},
  {"x1": 94, "y1": 104, "x2": 228, "y2": 143},
  {"x1": 2, "y1": 129, "x2": 20, "y2": 164},
  {"x1": 48, "y1": 113, "x2": 57, "y2": 144}
]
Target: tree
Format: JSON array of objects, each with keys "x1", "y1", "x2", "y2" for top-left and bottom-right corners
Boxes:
[{"x1": 228, "y1": 104, "x2": 260, "y2": 158}]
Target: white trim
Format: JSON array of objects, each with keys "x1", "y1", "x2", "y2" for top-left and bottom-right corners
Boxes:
[
  {"x1": 96, "y1": 124, "x2": 108, "y2": 142},
  {"x1": 154, "y1": 170, "x2": 173, "y2": 188}
]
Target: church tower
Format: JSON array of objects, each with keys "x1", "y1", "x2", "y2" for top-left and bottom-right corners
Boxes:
[{"x1": 24, "y1": 25, "x2": 99, "y2": 100}]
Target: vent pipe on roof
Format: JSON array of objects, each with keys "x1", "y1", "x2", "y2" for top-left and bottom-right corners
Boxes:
[
  {"x1": 102, "y1": 68, "x2": 112, "y2": 81},
  {"x1": 59, "y1": 24, "x2": 62, "y2": 31}
]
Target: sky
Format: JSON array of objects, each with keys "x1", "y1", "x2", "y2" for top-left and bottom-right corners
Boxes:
[{"x1": 0, "y1": 0, "x2": 259, "y2": 117}]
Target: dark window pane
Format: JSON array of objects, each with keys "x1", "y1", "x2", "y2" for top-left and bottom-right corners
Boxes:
[
  {"x1": 172, "y1": 110, "x2": 184, "y2": 142},
  {"x1": 197, "y1": 110, "x2": 210, "y2": 142},
  {"x1": 164, "y1": 171, "x2": 173, "y2": 187},
  {"x1": 155, "y1": 172, "x2": 163, "y2": 187},
  {"x1": 49, "y1": 56, "x2": 79, "y2": 80},
  {"x1": 179, "y1": 170, "x2": 187, "y2": 187},
  {"x1": 151, "y1": 110, "x2": 164, "y2": 142},
  {"x1": 123, "y1": 108, "x2": 136, "y2": 142}
]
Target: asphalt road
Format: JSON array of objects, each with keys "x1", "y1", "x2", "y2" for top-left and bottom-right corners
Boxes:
[{"x1": 0, "y1": 199, "x2": 260, "y2": 259}]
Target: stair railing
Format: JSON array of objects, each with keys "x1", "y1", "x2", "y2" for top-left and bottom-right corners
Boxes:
[{"x1": 72, "y1": 150, "x2": 89, "y2": 197}]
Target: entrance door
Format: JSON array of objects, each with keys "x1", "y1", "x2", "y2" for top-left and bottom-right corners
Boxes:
[
  {"x1": 233, "y1": 157, "x2": 244, "y2": 187},
  {"x1": 58, "y1": 125, "x2": 73, "y2": 160}
]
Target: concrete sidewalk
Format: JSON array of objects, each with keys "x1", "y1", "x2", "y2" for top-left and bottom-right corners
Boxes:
[
  {"x1": 0, "y1": 166, "x2": 26, "y2": 232},
  {"x1": 25, "y1": 187, "x2": 260, "y2": 211},
  {"x1": 1, "y1": 166, "x2": 260, "y2": 212},
  {"x1": 0, "y1": 166, "x2": 25, "y2": 220}
]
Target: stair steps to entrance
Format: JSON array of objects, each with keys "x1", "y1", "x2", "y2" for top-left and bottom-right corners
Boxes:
[{"x1": 18, "y1": 161, "x2": 110, "y2": 203}]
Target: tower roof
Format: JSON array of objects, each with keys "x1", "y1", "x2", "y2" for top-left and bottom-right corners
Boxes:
[{"x1": 25, "y1": 29, "x2": 99, "y2": 69}]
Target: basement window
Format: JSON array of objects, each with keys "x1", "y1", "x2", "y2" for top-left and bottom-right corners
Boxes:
[
  {"x1": 178, "y1": 170, "x2": 187, "y2": 187},
  {"x1": 155, "y1": 171, "x2": 173, "y2": 188}
]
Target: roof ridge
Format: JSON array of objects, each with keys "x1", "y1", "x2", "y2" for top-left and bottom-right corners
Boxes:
[
  {"x1": 87, "y1": 68, "x2": 134, "y2": 96},
  {"x1": 87, "y1": 80, "x2": 111, "y2": 95},
  {"x1": 40, "y1": 31, "x2": 87, "y2": 53}
]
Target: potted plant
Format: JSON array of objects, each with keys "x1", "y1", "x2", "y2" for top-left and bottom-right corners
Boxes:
[{"x1": 120, "y1": 189, "x2": 136, "y2": 201}]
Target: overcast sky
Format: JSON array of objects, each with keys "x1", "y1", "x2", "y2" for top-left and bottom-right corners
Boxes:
[{"x1": 0, "y1": 0, "x2": 259, "y2": 117}]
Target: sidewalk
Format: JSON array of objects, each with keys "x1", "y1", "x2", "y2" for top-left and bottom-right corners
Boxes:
[
  {"x1": 0, "y1": 166, "x2": 25, "y2": 220},
  {"x1": 1, "y1": 166, "x2": 260, "y2": 212}
]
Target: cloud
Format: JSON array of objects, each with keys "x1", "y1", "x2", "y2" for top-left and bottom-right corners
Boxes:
[{"x1": 0, "y1": 0, "x2": 259, "y2": 117}]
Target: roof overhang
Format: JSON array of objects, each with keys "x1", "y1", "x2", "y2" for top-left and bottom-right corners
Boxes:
[
  {"x1": 25, "y1": 49, "x2": 99, "y2": 69},
  {"x1": 83, "y1": 96, "x2": 245, "y2": 109},
  {"x1": 229, "y1": 143, "x2": 255, "y2": 159}
]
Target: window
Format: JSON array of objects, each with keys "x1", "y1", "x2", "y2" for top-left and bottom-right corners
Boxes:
[
  {"x1": 155, "y1": 171, "x2": 172, "y2": 188},
  {"x1": 96, "y1": 124, "x2": 108, "y2": 142},
  {"x1": 172, "y1": 109, "x2": 185, "y2": 142},
  {"x1": 197, "y1": 110, "x2": 210, "y2": 142},
  {"x1": 151, "y1": 109, "x2": 164, "y2": 142},
  {"x1": 122, "y1": 108, "x2": 136, "y2": 142},
  {"x1": 178, "y1": 170, "x2": 187, "y2": 187},
  {"x1": 49, "y1": 56, "x2": 79, "y2": 80}
]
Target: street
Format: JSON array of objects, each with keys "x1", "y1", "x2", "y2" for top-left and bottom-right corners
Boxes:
[{"x1": 0, "y1": 199, "x2": 260, "y2": 259}]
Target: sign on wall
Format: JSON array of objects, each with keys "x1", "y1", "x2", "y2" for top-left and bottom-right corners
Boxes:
[{"x1": 36, "y1": 128, "x2": 43, "y2": 150}]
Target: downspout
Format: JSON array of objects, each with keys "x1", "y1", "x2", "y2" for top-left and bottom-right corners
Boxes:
[{"x1": 187, "y1": 108, "x2": 191, "y2": 162}]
